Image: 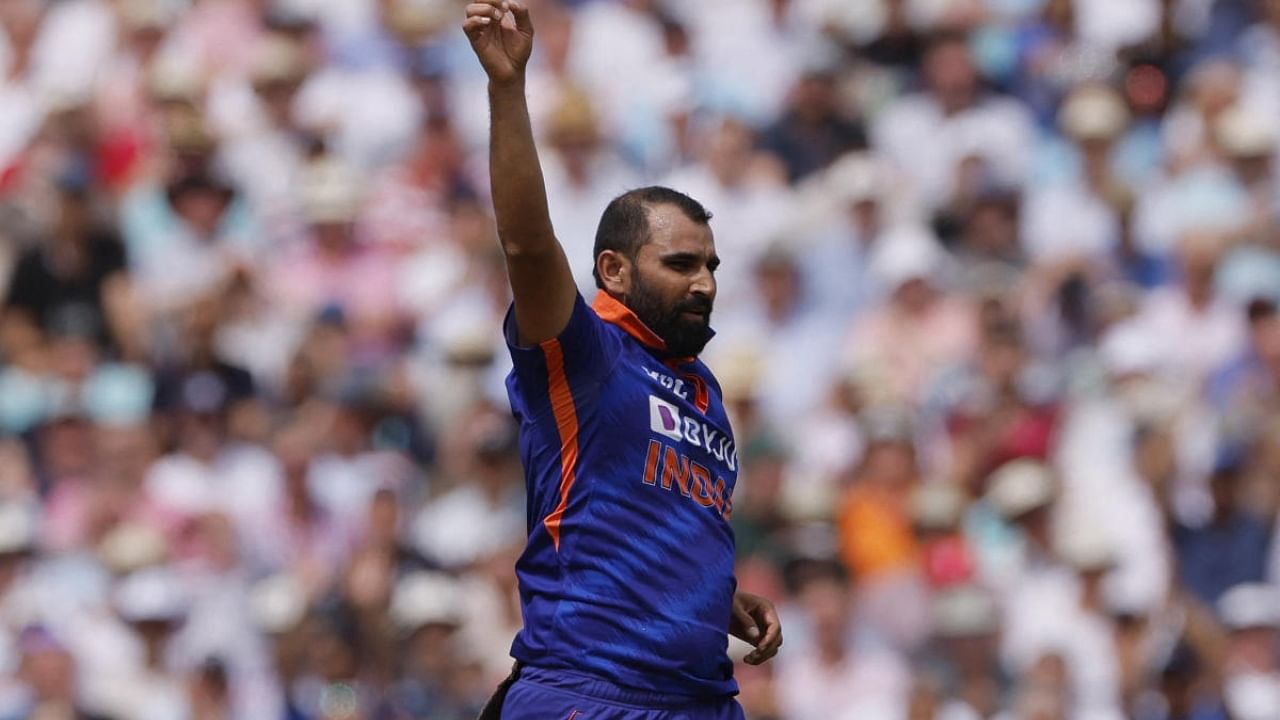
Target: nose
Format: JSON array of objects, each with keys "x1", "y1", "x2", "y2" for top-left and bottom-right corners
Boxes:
[{"x1": 690, "y1": 266, "x2": 715, "y2": 299}]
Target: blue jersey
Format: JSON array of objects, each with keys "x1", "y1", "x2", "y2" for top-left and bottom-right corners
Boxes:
[{"x1": 503, "y1": 291, "x2": 740, "y2": 699}]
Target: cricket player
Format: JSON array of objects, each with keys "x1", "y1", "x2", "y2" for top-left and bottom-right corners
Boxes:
[{"x1": 464, "y1": 2, "x2": 783, "y2": 717}]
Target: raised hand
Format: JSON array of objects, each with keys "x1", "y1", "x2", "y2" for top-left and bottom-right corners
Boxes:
[
  {"x1": 466, "y1": 0, "x2": 575, "y2": 348},
  {"x1": 463, "y1": 0, "x2": 534, "y2": 86}
]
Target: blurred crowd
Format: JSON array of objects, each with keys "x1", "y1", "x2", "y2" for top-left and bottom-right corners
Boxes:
[{"x1": 1, "y1": 0, "x2": 1280, "y2": 717}]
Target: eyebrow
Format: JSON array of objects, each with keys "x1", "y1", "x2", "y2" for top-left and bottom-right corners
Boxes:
[{"x1": 661, "y1": 252, "x2": 721, "y2": 269}]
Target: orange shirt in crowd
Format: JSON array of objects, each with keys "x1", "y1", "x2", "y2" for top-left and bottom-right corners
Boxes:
[{"x1": 836, "y1": 485, "x2": 918, "y2": 579}]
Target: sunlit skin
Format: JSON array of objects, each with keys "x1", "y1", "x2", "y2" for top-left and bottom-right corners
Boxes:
[
  {"x1": 925, "y1": 38, "x2": 978, "y2": 116},
  {"x1": 596, "y1": 204, "x2": 720, "y2": 358}
]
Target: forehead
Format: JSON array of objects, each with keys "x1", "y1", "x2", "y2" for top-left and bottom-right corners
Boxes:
[
  {"x1": 927, "y1": 40, "x2": 972, "y2": 67},
  {"x1": 638, "y1": 203, "x2": 715, "y2": 257}
]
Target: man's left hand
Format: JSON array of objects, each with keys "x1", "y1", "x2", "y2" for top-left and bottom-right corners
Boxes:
[{"x1": 729, "y1": 591, "x2": 783, "y2": 665}]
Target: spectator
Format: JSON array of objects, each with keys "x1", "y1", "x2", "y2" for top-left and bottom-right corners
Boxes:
[
  {"x1": 759, "y1": 63, "x2": 868, "y2": 183},
  {"x1": 774, "y1": 561, "x2": 910, "y2": 719},
  {"x1": 1173, "y1": 451, "x2": 1272, "y2": 607},
  {"x1": 873, "y1": 30, "x2": 1035, "y2": 214},
  {"x1": 920, "y1": 585, "x2": 1009, "y2": 718},
  {"x1": 2, "y1": 166, "x2": 131, "y2": 356},
  {"x1": 1, "y1": 625, "x2": 106, "y2": 720},
  {"x1": 842, "y1": 224, "x2": 978, "y2": 406}
]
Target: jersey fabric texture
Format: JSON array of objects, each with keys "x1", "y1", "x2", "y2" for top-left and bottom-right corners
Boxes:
[
  {"x1": 503, "y1": 291, "x2": 741, "y2": 701},
  {"x1": 500, "y1": 667, "x2": 746, "y2": 719}
]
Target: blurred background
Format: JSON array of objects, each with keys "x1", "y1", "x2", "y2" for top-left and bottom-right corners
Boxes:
[{"x1": 0, "y1": 0, "x2": 1279, "y2": 717}]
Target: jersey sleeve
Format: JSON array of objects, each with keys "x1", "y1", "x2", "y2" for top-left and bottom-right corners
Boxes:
[{"x1": 504, "y1": 293, "x2": 620, "y2": 410}]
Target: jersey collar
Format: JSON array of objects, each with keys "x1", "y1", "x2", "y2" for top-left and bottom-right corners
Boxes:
[{"x1": 590, "y1": 291, "x2": 711, "y2": 365}]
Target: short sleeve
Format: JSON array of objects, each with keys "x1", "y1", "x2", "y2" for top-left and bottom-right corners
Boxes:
[
  {"x1": 92, "y1": 232, "x2": 128, "y2": 277},
  {"x1": 5, "y1": 252, "x2": 48, "y2": 314},
  {"x1": 504, "y1": 294, "x2": 620, "y2": 409}
]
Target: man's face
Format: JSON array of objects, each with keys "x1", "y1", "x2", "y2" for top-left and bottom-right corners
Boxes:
[
  {"x1": 21, "y1": 645, "x2": 75, "y2": 701},
  {"x1": 1253, "y1": 313, "x2": 1280, "y2": 366},
  {"x1": 800, "y1": 576, "x2": 852, "y2": 643},
  {"x1": 925, "y1": 40, "x2": 977, "y2": 114},
  {"x1": 624, "y1": 204, "x2": 718, "y2": 358},
  {"x1": 1228, "y1": 627, "x2": 1279, "y2": 671}
]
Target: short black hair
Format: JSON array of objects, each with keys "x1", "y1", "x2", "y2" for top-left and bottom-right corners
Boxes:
[
  {"x1": 924, "y1": 28, "x2": 971, "y2": 57},
  {"x1": 1247, "y1": 296, "x2": 1277, "y2": 323},
  {"x1": 592, "y1": 186, "x2": 712, "y2": 289}
]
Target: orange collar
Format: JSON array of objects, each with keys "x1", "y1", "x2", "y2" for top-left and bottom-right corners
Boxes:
[{"x1": 591, "y1": 291, "x2": 700, "y2": 366}]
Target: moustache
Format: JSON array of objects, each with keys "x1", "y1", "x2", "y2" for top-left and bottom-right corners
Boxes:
[{"x1": 675, "y1": 297, "x2": 713, "y2": 315}]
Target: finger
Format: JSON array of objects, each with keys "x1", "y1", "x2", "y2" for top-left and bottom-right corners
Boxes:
[
  {"x1": 731, "y1": 604, "x2": 759, "y2": 643},
  {"x1": 509, "y1": 0, "x2": 534, "y2": 33},
  {"x1": 751, "y1": 602, "x2": 780, "y2": 638},
  {"x1": 749, "y1": 603, "x2": 781, "y2": 659},
  {"x1": 760, "y1": 627, "x2": 783, "y2": 657},
  {"x1": 745, "y1": 630, "x2": 781, "y2": 664},
  {"x1": 464, "y1": 2, "x2": 503, "y2": 21},
  {"x1": 463, "y1": 15, "x2": 491, "y2": 35},
  {"x1": 755, "y1": 643, "x2": 781, "y2": 663},
  {"x1": 757, "y1": 622, "x2": 780, "y2": 653}
]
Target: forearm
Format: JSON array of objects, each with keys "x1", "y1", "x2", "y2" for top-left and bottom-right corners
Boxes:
[
  {"x1": 489, "y1": 78, "x2": 557, "y2": 256},
  {"x1": 468, "y1": 1, "x2": 576, "y2": 344}
]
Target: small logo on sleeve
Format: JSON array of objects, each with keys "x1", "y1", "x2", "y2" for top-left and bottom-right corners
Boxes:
[{"x1": 649, "y1": 395, "x2": 683, "y2": 441}]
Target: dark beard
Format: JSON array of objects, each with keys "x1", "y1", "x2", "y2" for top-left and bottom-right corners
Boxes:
[{"x1": 627, "y1": 275, "x2": 714, "y2": 358}]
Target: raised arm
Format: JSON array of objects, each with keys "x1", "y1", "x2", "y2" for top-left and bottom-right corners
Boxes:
[{"x1": 464, "y1": 0, "x2": 577, "y2": 346}]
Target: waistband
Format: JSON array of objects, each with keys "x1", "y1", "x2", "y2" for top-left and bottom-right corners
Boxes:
[{"x1": 517, "y1": 665, "x2": 734, "y2": 710}]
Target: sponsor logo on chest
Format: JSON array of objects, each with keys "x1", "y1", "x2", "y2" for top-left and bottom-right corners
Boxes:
[
  {"x1": 643, "y1": 394, "x2": 736, "y2": 520},
  {"x1": 647, "y1": 395, "x2": 737, "y2": 471}
]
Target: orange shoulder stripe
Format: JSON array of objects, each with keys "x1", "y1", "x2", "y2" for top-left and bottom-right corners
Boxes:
[{"x1": 540, "y1": 338, "x2": 581, "y2": 550}]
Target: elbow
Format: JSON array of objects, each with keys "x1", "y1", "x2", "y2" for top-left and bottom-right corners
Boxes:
[{"x1": 500, "y1": 236, "x2": 559, "y2": 261}]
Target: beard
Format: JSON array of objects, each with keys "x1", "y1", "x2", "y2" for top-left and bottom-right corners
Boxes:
[{"x1": 627, "y1": 273, "x2": 714, "y2": 358}]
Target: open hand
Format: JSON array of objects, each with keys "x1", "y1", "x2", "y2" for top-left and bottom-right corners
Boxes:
[
  {"x1": 730, "y1": 591, "x2": 783, "y2": 665},
  {"x1": 463, "y1": 0, "x2": 534, "y2": 85}
]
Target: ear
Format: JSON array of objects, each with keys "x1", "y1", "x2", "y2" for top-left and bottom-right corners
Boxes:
[{"x1": 596, "y1": 250, "x2": 632, "y2": 296}]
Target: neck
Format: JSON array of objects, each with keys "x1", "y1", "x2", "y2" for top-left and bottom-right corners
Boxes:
[
  {"x1": 593, "y1": 292, "x2": 675, "y2": 354},
  {"x1": 1185, "y1": 285, "x2": 1212, "y2": 310},
  {"x1": 817, "y1": 641, "x2": 846, "y2": 666},
  {"x1": 765, "y1": 299, "x2": 792, "y2": 326}
]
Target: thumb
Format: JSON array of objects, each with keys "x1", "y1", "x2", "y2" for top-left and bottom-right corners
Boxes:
[{"x1": 508, "y1": 0, "x2": 533, "y2": 33}]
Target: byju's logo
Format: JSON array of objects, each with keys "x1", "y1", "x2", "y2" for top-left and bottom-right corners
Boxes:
[{"x1": 649, "y1": 395, "x2": 683, "y2": 441}]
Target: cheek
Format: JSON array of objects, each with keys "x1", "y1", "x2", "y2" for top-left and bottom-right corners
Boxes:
[
  {"x1": 637, "y1": 269, "x2": 679, "y2": 300},
  {"x1": 661, "y1": 286, "x2": 690, "y2": 312}
]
